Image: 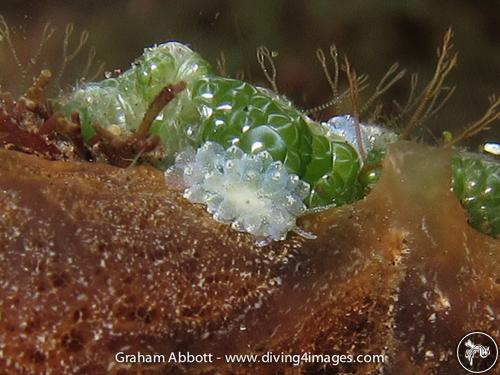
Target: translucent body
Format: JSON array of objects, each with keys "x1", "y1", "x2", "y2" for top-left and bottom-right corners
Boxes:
[{"x1": 172, "y1": 142, "x2": 310, "y2": 243}]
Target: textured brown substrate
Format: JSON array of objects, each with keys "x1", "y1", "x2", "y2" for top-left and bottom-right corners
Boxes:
[{"x1": 0, "y1": 142, "x2": 498, "y2": 374}]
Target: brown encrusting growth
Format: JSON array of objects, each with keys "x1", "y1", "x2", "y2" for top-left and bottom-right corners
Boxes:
[
  {"x1": 1, "y1": 72, "x2": 61, "y2": 159},
  {"x1": 0, "y1": 143, "x2": 497, "y2": 374},
  {"x1": 0, "y1": 69, "x2": 88, "y2": 161},
  {"x1": 0, "y1": 111, "x2": 62, "y2": 157},
  {"x1": 0, "y1": 71, "x2": 185, "y2": 167},
  {"x1": 38, "y1": 112, "x2": 90, "y2": 159}
]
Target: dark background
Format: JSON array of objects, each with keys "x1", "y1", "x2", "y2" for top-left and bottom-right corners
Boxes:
[{"x1": 0, "y1": 0, "x2": 499, "y2": 147}]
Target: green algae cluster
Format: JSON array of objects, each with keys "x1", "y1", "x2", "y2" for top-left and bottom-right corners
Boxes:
[{"x1": 58, "y1": 42, "x2": 499, "y2": 238}]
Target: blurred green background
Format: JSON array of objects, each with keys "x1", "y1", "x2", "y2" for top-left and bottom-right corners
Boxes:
[{"x1": 0, "y1": 0, "x2": 499, "y2": 147}]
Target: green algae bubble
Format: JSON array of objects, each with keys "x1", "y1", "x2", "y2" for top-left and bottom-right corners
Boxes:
[
  {"x1": 304, "y1": 139, "x2": 361, "y2": 207},
  {"x1": 452, "y1": 156, "x2": 500, "y2": 237},
  {"x1": 192, "y1": 76, "x2": 313, "y2": 177},
  {"x1": 55, "y1": 41, "x2": 499, "y2": 239},
  {"x1": 60, "y1": 42, "x2": 211, "y2": 155},
  {"x1": 191, "y1": 75, "x2": 362, "y2": 207},
  {"x1": 59, "y1": 43, "x2": 362, "y2": 210}
]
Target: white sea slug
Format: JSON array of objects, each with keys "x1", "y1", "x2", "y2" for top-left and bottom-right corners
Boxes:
[{"x1": 171, "y1": 142, "x2": 310, "y2": 245}]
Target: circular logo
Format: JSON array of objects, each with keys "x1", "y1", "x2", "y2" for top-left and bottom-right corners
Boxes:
[{"x1": 456, "y1": 331, "x2": 498, "y2": 373}]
